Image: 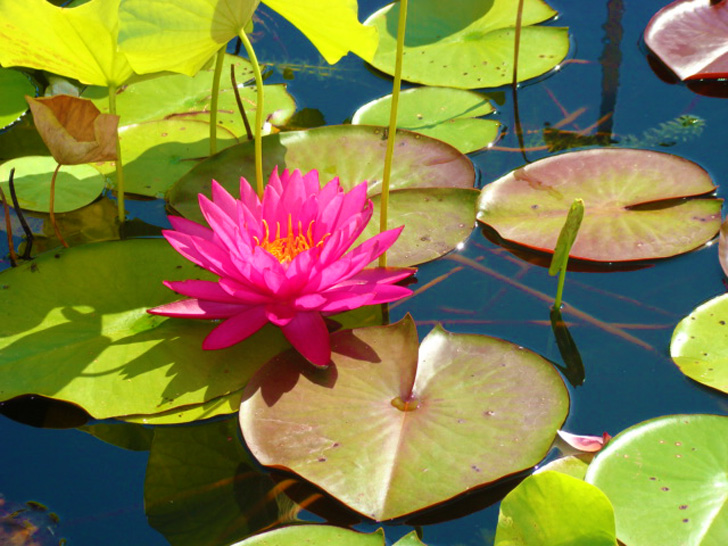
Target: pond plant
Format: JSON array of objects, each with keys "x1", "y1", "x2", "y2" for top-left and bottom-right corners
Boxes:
[{"x1": 0, "y1": 0, "x2": 726, "y2": 545}]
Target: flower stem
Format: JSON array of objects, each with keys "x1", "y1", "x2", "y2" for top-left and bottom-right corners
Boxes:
[
  {"x1": 49, "y1": 162, "x2": 68, "y2": 248},
  {"x1": 210, "y1": 47, "x2": 225, "y2": 155},
  {"x1": 107, "y1": 84, "x2": 125, "y2": 224},
  {"x1": 379, "y1": 0, "x2": 408, "y2": 268},
  {"x1": 238, "y1": 30, "x2": 265, "y2": 199}
]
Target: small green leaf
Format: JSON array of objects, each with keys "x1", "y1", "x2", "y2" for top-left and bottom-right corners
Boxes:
[
  {"x1": 0, "y1": 68, "x2": 36, "y2": 131},
  {"x1": 548, "y1": 198, "x2": 585, "y2": 276},
  {"x1": 230, "y1": 526, "x2": 385, "y2": 546},
  {"x1": 495, "y1": 471, "x2": 617, "y2": 545}
]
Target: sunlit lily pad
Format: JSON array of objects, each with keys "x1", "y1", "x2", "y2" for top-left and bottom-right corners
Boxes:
[
  {"x1": 0, "y1": 239, "x2": 290, "y2": 419},
  {"x1": 95, "y1": 119, "x2": 238, "y2": 197},
  {"x1": 352, "y1": 87, "x2": 500, "y2": 153},
  {"x1": 644, "y1": 0, "x2": 728, "y2": 81},
  {"x1": 0, "y1": 68, "x2": 36, "y2": 131},
  {"x1": 240, "y1": 315, "x2": 569, "y2": 521},
  {"x1": 671, "y1": 294, "x2": 728, "y2": 394},
  {"x1": 585, "y1": 414, "x2": 728, "y2": 546},
  {"x1": 84, "y1": 55, "x2": 295, "y2": 137},
  {"x1": 476, "y1": 148, "x2": 721, "y2": 262},
  {"x1": 0, "y1": 156, "x2": 106, "y2": 213},
  {"x1": 363, "y1": 0, "x2": 569, "y2": 88},
  {"x1": 231, "y1": 526, "x2": 385, "y2": 546},
  {"x1": 495, "y1": 471, "x2": 617, "y2": 545},
  {"x1": 146, "y1": 417, "x2": 294, "y2": 546},
  {"x1": 168, "y1": 125, "x2": 476, "y2": 267}
]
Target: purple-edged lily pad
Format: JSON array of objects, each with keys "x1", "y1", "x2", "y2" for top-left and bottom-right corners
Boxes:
[
  {"x1": 644, "y1": 0, "x2": 728, "y2": 81},
  {"x1": 240, "y1": 315, "x2": 569, "y2": 521},
  {"x1": 476, "y1": 148, "x2": 721, "y2": 262}
]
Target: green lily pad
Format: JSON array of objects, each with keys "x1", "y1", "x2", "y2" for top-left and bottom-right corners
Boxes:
[
  {"x1": 231, "y1": 526, "x2": 385, "y2": 546},
  {"x1": 352, "y1": 87, "x2": 500, "y2": 154},
  {"x1": 0, "y1": 0, "x2": 133, "y2": 86},
  {"x1": 168, "y1": 125, "x2": 476, "y2": 267},
  {"x1": 0, "y1": 156, "x2": 106, "y2": 213},
  {"x1": 495, "y1": 471, "x2": 617, "y2": 545},
  {"x1": 0, "y1": 239, "x2": 289, "y2": 419},
  {"x1": 393, "y1": 532, "x2": 427, "y2": 546},
  {"x1": 536, "y1": 454, "x2": 591, "y2": 480},
  {"x1": 671, "y1": 294, "x2": 728, "y2": 394},
  {"x1": 80, "y1": 421, "x2": 154, "y2": 452},
  {"x1": 0, "y1": 68, "x2": 36, "y2": 131},
  {"x1": 363, "y1": 0, "x2": 569, "y2": 88},
  {"x1": 146, "y1": 417, "x2": 293, "y2": 546},
  {"x1": 476, "y1": 148, "x2": 722, "y2": 262},
  {"x1": 240, "y1": 315, "x2": 569, "y2": 521},
  {"x1": 83, "y1": 55, "x2": 295, "y2": 138},
  {"x1": 585, "y1": 414, "x2": 728, "y2": 546},
  {"x1": 95, "y1": 119, "x2": 238, "y2": 197}
]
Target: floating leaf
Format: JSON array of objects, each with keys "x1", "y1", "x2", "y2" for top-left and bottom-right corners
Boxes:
[
  {"x1": 95, "y1": 119, "x2": 238, "y2": 198},
  {"x1": 0, "y1": 156, "x2": 106, "y2": 213},
  {"x1": 393, "y1": 532, "x2": 428, "y2": 546},
  {"x1": 352, "y1": 87, "x2": 500, "y2": 154},
  {"x1": 363, "y1": 0, "x2": 569, "y2": 88},
  {"x1": 644, "y1": 0, "x2": 728, "y2": 81},
  {"x1": 477, "y1": 148, "x2": 721, "y2": 262},
  {"x1": 145, "y1": 418, "x2": 293, "y2": 546},
  {"x1": 84, "y1": 55, "x2": 295, "y2": 138},
  {"x1": 494, "y1": 471, "x2": 617, "y2": 545},
  {"x1": 240, "y1": 315, "x2": 569, "y2": 521},
  {"x1": 719, "y1": 218, "x2": 728, "y2": 278},
  {"x1": 230, "y1": 526, "x2": 385, "y2": 546},
  {"x1": 0, "y1": 68, "x2": 36, "y2": 131},
  {"x1": 0, "y1": 0, "x2": 133, "y2": 86},
  {"x1": 536, "y1": 455, "x2": 591, "y2": 480},
  {"x1": 671, "y1": 293, "x2": 728, "y2": 394},
  {"x1": 27, "y1": 95, "x2": 119, "y2": 164},
  {"x1": 168, "y1": 125, "x2": 476, "y2": 267},
  {"x1": 80, "y1": 421, "x2": 154, "y2": 452},
  {"x1": 0, "y1": 239, "x2": 290, "y2": 419},
  {"x1": 585, "y1": 414, "x2": 728, "y2": 546}
]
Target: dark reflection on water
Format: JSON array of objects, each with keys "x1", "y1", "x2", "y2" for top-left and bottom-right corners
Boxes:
[{"x1": 2, "y1": 0, "x2": 728, "y2": 544}]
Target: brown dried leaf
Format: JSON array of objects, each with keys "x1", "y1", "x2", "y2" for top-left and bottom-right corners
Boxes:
[{"x1": 26, "y1": 95, "x2": 119, "y2": 164}]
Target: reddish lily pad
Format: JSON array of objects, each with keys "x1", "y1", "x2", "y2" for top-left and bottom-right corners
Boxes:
[
  {"x1": 644, "y1": 0, "x2": 728, "y2": 81},
  {"x1": 168, "y1": 125, "x2": 476, "y2": 267},
  {"x1": 476, "y1": 148, "x2": 721, "y2": 262},
  {"x1": 240, "y1": 315, "x2": 569, "y2": 521}
]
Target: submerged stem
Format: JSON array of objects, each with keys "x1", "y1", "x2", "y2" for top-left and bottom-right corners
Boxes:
[
  {"x1": 107, "y1": 84, "x2": 125, "y2": 224},
  {"x1": 49, "y1": 163, "x2": 68, "y2": 248},
  {"x1": 0, "y1": 184, "x2": 17, "y2": 266},
  {"x1": 238, "y1": 31, "x2": 265, "y2": 199},
  {"x1": 379, "y1": 0, "x2": 408, "y2": 268},
  {"x1": 210, "y1": 47, "x2": 226, "y2": 155}
]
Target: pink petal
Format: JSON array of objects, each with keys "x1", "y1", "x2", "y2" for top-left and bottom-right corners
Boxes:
[
  {"x1": 343, "y1": 267, "x2": 416, "y2": 286},
  {"x1": 281, "y1": 312, "x2": 331, "y2": 367},
  {"x1": 148, "y1": 298, "x2": 250, "y2": 319},
  {"x1": 202, "y1": 306, "x2": 269, "y2": 349},
  {"x1": 198, "y1": 194, "x2": 240, "y2": 253},
  {"x1": 238, "y1": 176, "x2": 262, "y2": 214},
  {"x1": 163, "y1": 279, "x2": 241, "y2": 302},
  {"x1": 210, "y1": 179, "x2": 238, "y2": 220},
  {"x1": 167, "y1": 216, "x2": 214, "y2": 240}
]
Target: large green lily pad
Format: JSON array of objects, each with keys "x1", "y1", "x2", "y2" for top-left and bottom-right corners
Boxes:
[
  {"x1": 477, "y1": 148, "x2": 721, "y2": 262},
  {"x1": 0, "y1": 239, "x2": 290, "y2": 419},
  {"x1": 145, "y1": 417, "x2": 292, "y2": 546},
  {"x1": 495, "y1": 471, "x2": 617, "y2": 545},
  {"x1": 231, "y1": 526, "x2": 385, "y2": 546},
  {"x1": 671, "y1": 294, "x2": 728, "y2": 394},
  {"x1": 0, "y1": 68, "x2": 36, "y2": 131},
  {"x1": 240, "y1": 315, "x2": 569, "y2": 521},
  {"x1": 363, "y1": 0, "x2": 569, "y2": 88},
  {"x1": 0, "y1": 156, "x2": 106, "y2": 213},
  {"x1": 95, "y1": 119, "x2": 238, "y2": 197},
  {"x1": 352, "y1": 87, "x2": 500, "y2": 154},
  {"x1": 585, "y1": 414, "x2": 728, "y2": 546},
  {"x1": 84, "y1": 55, "x2": 295, "y2": 138},
  {"x1": 168, "y1": 125, "x2": 476, "y2": 267}
]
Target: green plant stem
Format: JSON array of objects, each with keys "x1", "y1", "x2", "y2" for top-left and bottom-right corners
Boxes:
[
  {"x1": 379, "y1": 0, "x2": 408, "y2": 268},
  {"x1": 107, "y1": 84, "x2": 125, "y2": 224},
  {"x1": 49, "y1": 162, "x2": 68, "y2": 248},
  {"x1": 238, "y1": 31, "x2": 265, "y2": 199},
  {"x1": 210, "y1": 47, "x2": 225, "y2": 155},
  {"x1": 0, "y1": 184, "x2": 17, "y2": 266}
]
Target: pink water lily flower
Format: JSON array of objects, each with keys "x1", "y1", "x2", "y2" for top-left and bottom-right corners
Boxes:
[{"x1": 149, "y1": 168, "x2": 415, "y2": 367}]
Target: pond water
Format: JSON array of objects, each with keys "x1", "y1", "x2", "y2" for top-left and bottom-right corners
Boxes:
[{"x1": 1, "y1": 0, "x2": 727, "y2": 544}]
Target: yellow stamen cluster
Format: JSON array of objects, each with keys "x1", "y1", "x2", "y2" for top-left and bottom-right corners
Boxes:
[{"x1": 257, "y1": 215, "x2": 321, "y2": 264}]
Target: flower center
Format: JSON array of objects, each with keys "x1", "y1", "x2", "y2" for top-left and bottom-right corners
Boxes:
[{"x1": 257, "y1": 215, "x2": 324, "y2": 264}]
